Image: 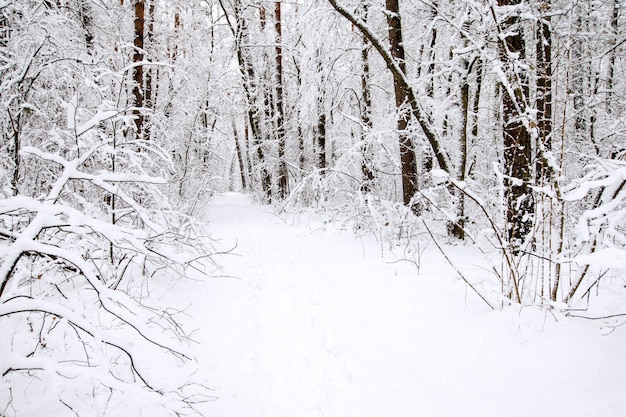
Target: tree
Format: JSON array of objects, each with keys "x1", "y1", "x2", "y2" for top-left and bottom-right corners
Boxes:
[
  {"x1": 274, "y1": 1, "x2": 288, "y2": 199},
  {"x1": 359, "y1": 1, "x2": 375, "y2": 193},
  {"x1": 385, "y1": 0, "x2": 419, "y2": 207},
  {"x1": 535, "y1": 0, "x2": 553, "y2": 183},
  {"x1": 494, "y1": 0, "x2": 534, "y2": 250},
  {"x1": 133, "y1": 0, "x2": 145, "y2": 139}
]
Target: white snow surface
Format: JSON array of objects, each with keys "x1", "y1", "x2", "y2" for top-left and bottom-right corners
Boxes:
[{"x1": 169, "y1": 192, "x2": 626, "y2": 417}]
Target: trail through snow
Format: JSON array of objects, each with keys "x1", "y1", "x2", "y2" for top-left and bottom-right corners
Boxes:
[{"x1": 179, "y1": 193, "x2": 626, "y2": 417}]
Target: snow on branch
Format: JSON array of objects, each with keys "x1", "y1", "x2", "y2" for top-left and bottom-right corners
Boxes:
[
  {"x1": 565, "y1": 162, "x2": 626, "y2": 243},
  {"x1": 1, "y1": 130, "x2": 209, "y2": 414}
]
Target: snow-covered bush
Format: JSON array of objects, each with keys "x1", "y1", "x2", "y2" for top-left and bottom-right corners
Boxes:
[
  {"x1": 0, "y1": 2, "x2": 211, "y2": 415},
  {"x1": 563, "y1": 158, "x2": 626, "y2": 304},
  {"x1": 0, "y1": 94, "x2": 209, "y2": 417}
]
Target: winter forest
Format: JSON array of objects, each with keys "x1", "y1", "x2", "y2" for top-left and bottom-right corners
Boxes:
[{"x1": 1, "y1": 0, "x2": 626, "y2": 415}]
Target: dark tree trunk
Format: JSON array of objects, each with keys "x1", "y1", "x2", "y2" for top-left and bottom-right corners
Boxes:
[
  {"x1": 275, "y1": 1, "x2": 288, "y2": 198},
  {"x1": 132, "y1": 0, "x2": 145, "y2": 139},
  {"x1": 571, "y1": 12, "x2": 587, "y2": 136},
  {"x1": 143, "y1": 0, "x2": 155, "y2": 140},
  {"x1": 316, "y1": 51, "x2": 327, "y2": 171},
  {"x1": 78, "y1": 0, "x2": 94, "y2": 51},
  {"x1": 471, "y1": 58, "x2": 483, "y2": 139},
  {"x1": 233, "y1": 120, "x2": 249, "y2": 189},
  {"x1": 607, "y1": 0, "x2": 620, "y2": 113},
  {"x1": 425, "y1": 2, "x2": 437, "y2": 99},
  {"x1": 536, "y1": 3, "x2": 552, "y2": 183},
  {"x1": 316, "y1": 113, "x2": 326, "y2": 170},
  {"x1": 497, "y1": 0, "x2": 534, "y2": 248},
  {"x1": 385, "y1": 0, "x2": 418, "y2": 207}
]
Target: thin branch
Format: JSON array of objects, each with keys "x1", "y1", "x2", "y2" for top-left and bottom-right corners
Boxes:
[{"x1": 420, "y1": 218, "x2": 495, "y2": 310}]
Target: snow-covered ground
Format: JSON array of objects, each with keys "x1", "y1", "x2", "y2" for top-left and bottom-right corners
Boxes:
[{"x1": 171, "y1": 192, "x2": 626, "y2": 417}]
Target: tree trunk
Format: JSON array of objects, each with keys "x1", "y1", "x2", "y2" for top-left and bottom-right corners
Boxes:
[
  {"x1": 143, "y1": 0, "x2": 155, "y2": 140},
  {"x1": 497, "y1": 0, "x2": 534, "y2": 249},
  {"x1": 233, "y1": 120, "x2": 249, "y2": 190},
  {"x1": 535, "y1": 2, "x2": 552, "y2": 182},
  {"x1": 571, "y1": 11, "x2": 587, "y2": 137},
  {"x1": 132, "y1": 0, "x2": 145, "y2": 139},
  {"x1": 316, "y1": 113, "x2": 326, "y2": 170},
  {"x1": 449, "y1": 60, "x2": 470, "y2": 240},
  {"x1": 606, "y1": 0, "x2": 620, "y2": 113},
  {"x1": 78, "y1": 0, "x2": 94, "y2": 51},
  {"x1": 425, "y1": 2, "x2": 437, "y2": 99},
  {"x1": 360, "y1": 2, "x2": 375, "y2": 193},
  {"x1": 385, "y1": 0, "x2": 418, "y2": 207},
  {"x1": 316, "y1": 50, "x2": 327, "y2": 171},
  {"x1": 275, "y1": 1, "x2": 288, "y2": 199}
]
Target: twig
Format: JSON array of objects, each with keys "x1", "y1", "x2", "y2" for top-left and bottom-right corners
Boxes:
[
  {"x1": 421, "y1": 218, "x2": 495, "y2": 310},
  {"x1": 568, "y1": 313, "x2": 626, "y2": 320}
]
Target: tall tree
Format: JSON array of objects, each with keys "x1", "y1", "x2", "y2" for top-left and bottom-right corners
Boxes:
[
  {"x1": 359, "y1": 1, "x2": 375, "y2": 193},
  {"x1": 536, "y1": 0, "x2": 553, "y2": 182},
  {"x1": 143, "y1": 0, "x2": 155, "y2": 140},
  {"x1": 315, "y1": 50, "x2": 327, "y2": 171},
  {"x1": 133, "y1": 0, "x2": 145, "y2": 139},
  {"x1": 495, "y1": 0, "x2": 535, "y2": 251},
  {"x1": 78, "y1": 0, "x2": 94, "y2": 51},
  {"x1": 606, "y1": 0, "x2": 620, "y2": 113},
  {"x1": 385, "y1": 0, "x2": 419, "y2": 207},
  {"x1": 274, "y1": 1, "x2": 288, "y2": 198}
]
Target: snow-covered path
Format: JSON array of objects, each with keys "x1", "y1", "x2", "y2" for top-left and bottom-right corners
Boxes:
[{"x1": 184, "y1": 193, "x2": 626, "y2": 417}]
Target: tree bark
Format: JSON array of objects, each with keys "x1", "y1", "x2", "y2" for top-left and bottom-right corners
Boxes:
[
  {"x1": 78, "y1": 0, "x2": 94, "y2": 51},
  {"x1": 132, "y1": 0, "x2": 145, "y2": 139},
  {"x1": 425, "y1": 2, "x2": 437, "y2": 99},
  {"x1": 496, "y1": 0, "x2": 534, "y2": 249},
  {"x1": 450, "y1": 60, "x2": 470, "y2": 240},
  {"x1": 275, "y1": 1, "x2": 288, "y2": 198},
  {"x1": 359, "y1": 2, "x2": 375, "y2": 193},
  {"x1": 143, "y1": 0, "x2": 155, "y2": 140},
  {"x1": 536, "y1": 1, "x2": 553, "y2": 183},
  {"x1": 315, "y1": 50, "x2": 327, "y2": 171},
  {"x1": 233, "y1": 120, "x2": 249, "y2": 189},
  {"x1": 606, "y1": 0, "x2": 620, "y2": 113},
  {"x1": 571, "y1": 11, "x2": 587, "y2": 137},
  {"x1": 385, "y1": 0, "x2": 418, "y2": 207}
]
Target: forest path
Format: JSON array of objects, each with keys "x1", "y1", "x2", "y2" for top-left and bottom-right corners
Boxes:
[{"x1": 184, "y1": 192, "x2": 626, "y2": 417}]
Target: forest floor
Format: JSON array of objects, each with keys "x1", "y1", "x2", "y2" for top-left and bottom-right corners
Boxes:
[{"x1": 173, "y1": 192, "x2": 626, "y2": 417}]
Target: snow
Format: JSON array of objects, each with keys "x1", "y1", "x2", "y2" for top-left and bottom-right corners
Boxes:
[
  {"x1": 165, "y1": 193, "x2": 626, "y2": 417},
  {"x1": 3, "y1": 192, "x2": 626, "y2": 416}
]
